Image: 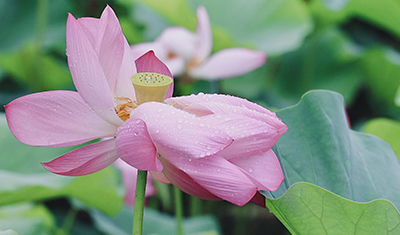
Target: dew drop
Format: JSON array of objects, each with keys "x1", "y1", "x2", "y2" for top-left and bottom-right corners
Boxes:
[{"x1": 248, "y1": 167, "x2": 254, "y2": 173}]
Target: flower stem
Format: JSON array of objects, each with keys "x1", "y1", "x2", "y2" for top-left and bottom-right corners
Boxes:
[
  {"x1": 55, "y1": 207, "x2": 78, "y2": 235},
  {"x1": 209, "y1": 80, "x2": 219, "y2": 93},
  {"x1": 133, "y1": 170, "x2": 148, "y2": 235},
  {"x1": 174, "y1": 186, "x2": 184, "y2": 235},
  {"x1": 36, "y1": 0, "x2": 48, "y2": 47},
  {"x1": 190, "y1": 196, "x2": 202, "y2": 216}
]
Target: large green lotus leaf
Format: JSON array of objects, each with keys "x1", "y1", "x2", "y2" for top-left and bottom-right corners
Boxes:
[
  {"x1": 0, "y1": 114, "x2": 123, "y2": 215},
  {"x1": 361, "y1": 47, "x2": 400, "y2": 107},
  {"x1": 270, "y1": 28, "x2": 362, "y2": 106},
  {"x1": 134, "y1": 0, "x2": 312, "y2": 55},
  {"x1": 364, "y1": 118, "x2": 400, "y2": 159},
  {"x1": 309, "y1": 0, "x2": 400, "y2": 39},
  {"x1": 262, "y1": 90, "x2": 400, "y2": 206},
  {"x1": 267, "y1": 182, "x2": 400, "y2": 235},
  {"x1": 92, "y1": 207, "x2": 220, "y2": 235},
  {"x1": 261, "y1": 90, "x2": 400, "y2": 233},
  {"x1": 0, "y1": 203, "x2": 55, "y2": 235}
]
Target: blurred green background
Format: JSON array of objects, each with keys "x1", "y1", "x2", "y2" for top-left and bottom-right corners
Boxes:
[{"x1": 1, "y1": 0, "x2": 400, "y2": 234}]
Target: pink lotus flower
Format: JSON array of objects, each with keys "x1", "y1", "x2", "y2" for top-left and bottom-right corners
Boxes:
[
  {"x1": 114, "y1": 159, "x2": 156, "y2": 206},
  {"x1": 5, "y1": 6, "x2": 169, "y2": 175},
  {"x1": 131, "y1": 6, "x2": 267, "y2": 80},
  {"x1": 5, "y1": 6, "x2": 287, "y2": 206}
]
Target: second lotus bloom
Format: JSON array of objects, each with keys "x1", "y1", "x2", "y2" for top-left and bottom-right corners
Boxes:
[
  {"x1": 5, "y1": 6, "x2": 287, "y2": 206},
  {"x1": 131, "y1": 6, "x2": 267, "y2": 80}
]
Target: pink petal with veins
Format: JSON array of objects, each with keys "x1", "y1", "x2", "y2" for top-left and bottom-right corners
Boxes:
[
  {"x1": 149, "y1": 171, "x2": 171, "y2": 184},
  {"x1": 193, "y1": 6, "x2": 212, "y2": 63},
  {"x1": 201, "y1": 115, "x2": 283, "y2": 159},
  {"x1": 131, "y1": 42, "x2": 185, "y2": 76},
  {"x1": 166, "y1": 93, "x2": 275, "y2": 116},
  {"x1": 5, "y1": 91, "x2": 116, "y2": 147},
  {"x1": 165, "y1": 155, "x2": 257, "y2": 206},
  {"x1": 157, "y1": 26, "x2": 196, "y2": 60},
  {"x1": 190, "y1": 48, "x2": 267, "y2": 80},
  {"x1": 229, "y1": 150, "x2": 284, "y2": 191},
  {"x1": 42, "y1": 139, "x2": 118, "y2": 176},
  {"x1": 116, "y1": 118, "x2": 162, "y2": 171},
  {"x1": 76, "y1": 17, "x2": 101, "y2": 48},
  {"x1": 132, "y1": 102, "x2": 233, "y2": 160},
  {"x1": 66, "y1": 13, "x2": 122, "y2": 126},
  {"x1": 159, "y1": 157, "x2": 220, "y2": 201},
  {"x1": 78, "y1": 6, "x2": 136, "y2": 100}
]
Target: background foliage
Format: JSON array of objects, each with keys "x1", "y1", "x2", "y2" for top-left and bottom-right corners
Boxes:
[{"x1": 1, "y1": 0, "x2": 400, "y2": 234}]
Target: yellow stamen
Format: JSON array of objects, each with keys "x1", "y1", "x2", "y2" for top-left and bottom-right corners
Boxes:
[
  {"x1": 186, "y1": 58, "x2": 200, "y2": 71},
  {"x1": 131, "y1": 72, "x2": 173, "y2": 104},
  {"x1": 114, "y1": 97, "x2": 137, "y2": 121}
]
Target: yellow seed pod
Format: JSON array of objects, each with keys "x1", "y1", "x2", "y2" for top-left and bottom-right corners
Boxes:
[{"x1": 131, "y1": 72, "x2": 173, "y2": 104}]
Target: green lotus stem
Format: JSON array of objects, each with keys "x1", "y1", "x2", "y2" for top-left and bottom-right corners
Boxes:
[
  {"x1": 174, "y1": 186, "x2": 184, "y2": 235},
  {"x1": 133, "y1": 170, "x2": 148, "y2": 235},
  {"x1": 55, "y1": 207, "x2": 78, "y2": 235},
  {"x1": 190, "y1": 196, "x2": 202, "y2": 216},
  {"x1": 36, "y1": 0, "x2": 48, "y2": 47},
  {"x1": 209, "y1": 80, "x2": 219, "y2": 93}
]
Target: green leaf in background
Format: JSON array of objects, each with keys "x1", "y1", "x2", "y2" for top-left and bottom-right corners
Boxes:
[
  {"x1": 309, "y1": 0, "x2": 400, "y2": 40},
  {"x1": 92, "y1": 207, "x2": 220, "y2": 235},
  {"x1": 220, "y1": 65, "x2": 268, "y2": 100},
  {"x1": 0, "y1": 0, "x2": 71, "y2": 54},
  {"x1": 261, "y1": 90, "x2": 400, "y2": 233},
  {"x1": 0, "y1": 114, "x2": 123, "y2": 215},
  {"x1": 267, "y1": 182, "x2": 400, "y2": 235},
  {"x1": 269, "y1": 28, "x2": 362, "y2": 107},
  {"x1": 0, "y1": 203, "x2": 55, "y2": 235},
  {"x1": 0, "y1": 44, "x2": 72, "y2": 92},
  {"x1": 361, "y1": 47, "x2": 400, "y2": 107},
  {"x1": 187, "y1": 0, "x2": 313, "y2": 55},
  {"x1": 134, "y1": 0, "x2": 313, "y2": 55},
  {"x1": 364, "y1": 118, "x2": 400, "y2": 159},
  {"x1": 133, "y1": 0, "x2": 196, "y2": 30}
]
